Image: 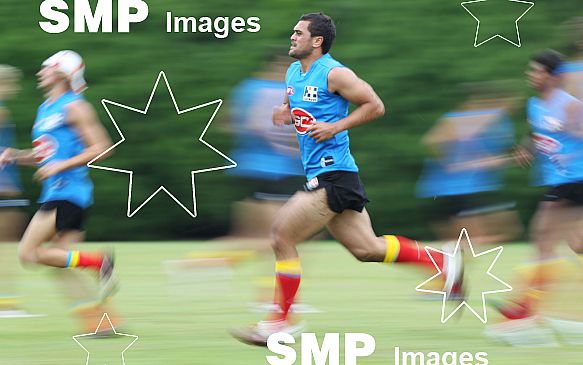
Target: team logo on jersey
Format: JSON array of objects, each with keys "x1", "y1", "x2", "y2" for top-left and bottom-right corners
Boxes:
[
  {"x1": 291, "y1": 107, "x2": 316, "y2": 135},
  {"x1": 32, "y1": 134, "x2": 58, "y2": 164},
  {"x1": 303, "y1": 86, "x2": 318, "y2": 102},
  {"x1": 35, "y1": 113, "x2": 64, "y2": 132},
  {"x1": 532, "y1": 132, "x2": 562, "y2": 155},
  {"x1": 287, "y1": 86, "x2": 295, "y2": 96}
]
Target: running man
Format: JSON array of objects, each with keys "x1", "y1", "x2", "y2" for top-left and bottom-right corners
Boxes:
[
  {"x1": 232, "y1": 13, "x2": 464, "y2": 346},
  {"x1": 0, "y1": 50, "x2": 117, "y2": 301},
  {"x1": 493, "y1": 50, "x2": 583, "y2": 320}
]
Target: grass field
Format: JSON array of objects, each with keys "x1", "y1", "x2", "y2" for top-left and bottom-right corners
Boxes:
[{"x1": 1, "y1": 241, "x2": 582, "y2": 365}]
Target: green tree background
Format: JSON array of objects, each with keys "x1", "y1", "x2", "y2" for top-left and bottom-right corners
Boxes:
[{"x1": 1, "y1": 0, "x2": 581, "y2": 240}]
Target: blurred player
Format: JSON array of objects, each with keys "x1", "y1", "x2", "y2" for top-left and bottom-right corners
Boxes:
[
  {"x1": 0, "y1": 64, "x2": 33, "y2": 318},
  {"x1": 232, "y1": 13, "x2": 464, "y2": 346},
  {"x1": 493, "y1": 50, "x2": 583, "y2": 320},
  {"x1": 0, "y1": 51, "x2": 118, "y2": 307},
  {"x1": 228, "y1": 54, "x2": 314, "y2": 312},
  {"x1": 172, "y1": 55, "x2": 311, "y2": 314},
  {"x1": 560, "y1": 17, "x2": 583, "y2": 100},
  {"x1": 417, "y1": 86, "x2": 522, "y2": 246},
  {"x1": 228, "y1": 53, "x2": 305, "y2": 240}
]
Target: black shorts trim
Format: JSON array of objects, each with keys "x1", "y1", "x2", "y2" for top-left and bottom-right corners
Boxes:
[
  {"x1": 39, "y1": 200, "x2": 89, "y2": 231},
  {"x1": 542, "y1": 182, "x2": 583, "y2": 205},
  {"x1": 303, "y1": 171, "x2": 369, "y2": 213}
]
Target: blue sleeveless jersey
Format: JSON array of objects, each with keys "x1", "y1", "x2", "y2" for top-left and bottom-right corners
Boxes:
[
  {"x1": 528, "y1": 89, "x2": 583, "y2": 186},
  {"x1": 0, "y1": 118, "x2": 22, "y2": 194},
  {"x1": 229, "y1": 78, "x2": 304, "y2": 179},
  {"x1": 558, "y1": 60, "x2": 583, "y2": 100},
  {"x1": 286, "y1": 53, "x2": 358, "y2": 180},
  {"x1": 417, "y1": 109, "x2": 513, "y2": 197},
  {"x1": 32, "y1": 91, "x2": 93, "y2": 208},
  {"x1": 558, "y1": 60, "x2": 583, "y2": 74}
]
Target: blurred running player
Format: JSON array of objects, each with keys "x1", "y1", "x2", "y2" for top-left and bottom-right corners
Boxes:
[
  {"x1": 0, "y1": 64, "x2": 33, "y2": 317},
  {"x1": 232, "y1": 13, "x2": 464, "y2": 346},
  {"x1": 560, "y1": 17, "x2": 583, "y2": 100},
  {"x1": 0, "y1": 51, "x2": 117, "y2": 303},
  {"x1": 417, "y1": 86, "x2": 522, "y2": 246},
  {"x1": 493, "y1": 50, "x2": 583, "y2": 320}
]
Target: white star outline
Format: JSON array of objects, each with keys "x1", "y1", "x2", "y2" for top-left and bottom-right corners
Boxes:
[
  {"x1": 461, "y1": 0, "x2": 535, "y2": 47},
  {"x1": 415, "y1": 228, "x2": 513, "y2": 323},
  {"x1": 72, "y1": 313, "x2": 138, "y2": 365},
  {"x1": 87, "y1": 71, "x2": 237, "y2": 218}
]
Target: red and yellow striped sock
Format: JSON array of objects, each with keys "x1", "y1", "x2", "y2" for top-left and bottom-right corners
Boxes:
[
  {"x1": 273, "y1": 258, "x2": 301, "y2": 321},
  {"x1": 383, "y1": 235, "x2": 443, "y2": 271},
  {"x1": 65, "y1": 251, "x2": 104, "y2": 271}
]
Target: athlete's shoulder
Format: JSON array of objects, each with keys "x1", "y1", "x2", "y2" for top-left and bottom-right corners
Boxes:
[
  {"x1": 558, "y1": 88, "x2": 580, "y2": 101},
  {"x1": 558, "y1": 59, "x2": 583, "y2": 73},
  {"x1": 319, "y1": 53, "x2": 345, "y2": 71},
  {"x1": 63, "y1": 97, "x2": 95, "y2": 124},
  {"x1": 527, "y1": 96, "x2": 539, "y2": 108},
  {"x1": 286, "y1": 61, "x2": 301, "y2": 77}
]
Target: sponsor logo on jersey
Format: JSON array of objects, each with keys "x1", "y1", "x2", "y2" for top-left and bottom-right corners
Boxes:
[
  {"x1": 35, "y1": 113, "x2": 64, "y2": 132},
  {"x1": 287, "y1": 86, "x2": 295, "y2": 96},
  {"x1": 32, "y1": 134, "x2": 59, "y2": 164},
  {"x1": 303, "y1": 85, "x2": 318, "y2": 102},
  {"x1": 532, "y1": 132, "x2": 562, "y2": 155},
  {"x1": 292, "y1": 107, "x2": 316, "y2": 135}
]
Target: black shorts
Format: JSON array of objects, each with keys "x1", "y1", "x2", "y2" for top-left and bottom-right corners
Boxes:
[
  {"x1": 434, "y1": 193, "x2": 514, "y2": 218},
  {"x1": 237, "y1": 176, "x2": 306, "y2": 201},
  {"x1": 39, "y1": 200, "x2": 89, "y2": 231},
  {"x1": 542, "y1": 182, "x2": 583, "y2": 205},
  {"x1": 303, "y1": 171, "x2": 369, "y2": 213}
]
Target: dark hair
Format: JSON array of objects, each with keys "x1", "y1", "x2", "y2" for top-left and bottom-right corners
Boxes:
[
  {"x1": 299, "y1": 12, "x2": 336, "y2": 54},
  {"x1": 532, "y1": 49, "x2": 565, "y2": 75}
]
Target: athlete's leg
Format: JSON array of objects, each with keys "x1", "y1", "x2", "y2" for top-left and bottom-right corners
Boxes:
[
  {"x1": 496, "y1": 200, "x2": 571, "y2": 319},
  {"x1": 232, "y1": 188, "x2": 338, "y2": 345},
  {"x1": 325, "y1": 208, "x2": 385, "y2": 261},
  {"x1": 271, "y1": 189, "x2": 336, "y2": 259},
  {"x1": 326, "y1": 208, "x2": 444, "y2": 270},
  {"x1": 531, "y1": 200, "x2": 568, "y2": 261},
  {"x1": 18, "y1": 209, "x2": 60, "y2": 266},
  {"x1": 562, "y1": 206, "x2": 583, "y2": 254},
  {"x1": 269, "y1": 189, "x2": 337, "y2": 321},
  {"x1": 51, "y1": 230, "x2": 121, "y2": 333},
  {"x1": 19, "y1": 209, "x2": 105, "y2": 271}
]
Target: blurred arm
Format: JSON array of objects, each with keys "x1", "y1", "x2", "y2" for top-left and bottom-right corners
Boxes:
[
  {"x1": 272, "y1": 92, "x2": 292, "y2": 126},
  {"x1": 447, "y1": 155, "x2": 514, "y2": 171},
  {"x1": 34, "y1": 100, "x2": 112, "y2": 181},
  {"x1": 0, "y1": 148, "x2": 35, "y2": 168},
  {"x1": 565, "y1": 99, "x2": 583, "y2": 138},
  {"x1": 63, "y1": 100, "x2": 113, "y2": 169}
]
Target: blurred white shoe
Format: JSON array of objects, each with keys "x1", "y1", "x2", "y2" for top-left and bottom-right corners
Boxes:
[
  {"x1": 484, "y1": 317, "x2": 558, "y2": 347},
  {"x1": 0, "y1": 310, "x2": 45, "y2": 318},
  {"x1": 544, "y1": 317, "x2": 583, "y2": 345},
  {"x1": 231, "y1": 319, "x2": 306, "y2": 346}
]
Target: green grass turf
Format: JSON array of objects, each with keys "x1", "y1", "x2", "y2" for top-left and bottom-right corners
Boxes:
[{"x1": 0, "y1": 242, "x2": 582, "y2": 364}]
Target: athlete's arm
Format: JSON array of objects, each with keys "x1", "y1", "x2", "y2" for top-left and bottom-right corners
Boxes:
[
  {"x1": 272, "y1": 92, "x2": 293, "y2": 126},
  {"x1": 565, "y1": 99, "x2": 583, "y2": 137},
  {"x1": 308, "y1": 67, "x2": 385, "y2": 143},
  {"x1": 34, "y1": 100, "x2": 112, "y2": 181},
  {"x1": 0, "y1": 148, "x2": 35, "y2": 169}
]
